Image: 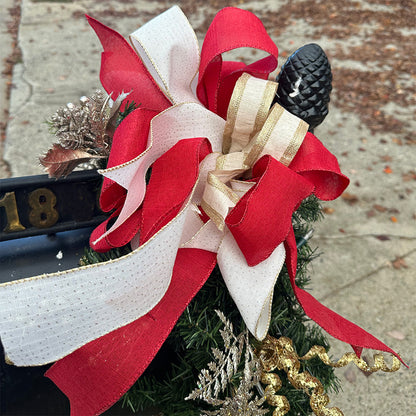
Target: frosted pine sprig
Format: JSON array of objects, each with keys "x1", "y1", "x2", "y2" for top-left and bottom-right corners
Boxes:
[{"x1": 186, "y1": 311, "x2": 267, "y2": 416}]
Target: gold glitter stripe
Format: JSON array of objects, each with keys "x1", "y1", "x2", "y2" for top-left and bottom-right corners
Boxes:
[
  {"x1": 279, "y1": 118, "x2": 308, "y2": 167},
  {"x1": 223, "y1": 74, "x2": 277, "y2": 156},
  {"x1": 252, "y1": 80, "x2": 278, "y2": 140},
  {"x1": 215, "y1": 152, "x2": 247, "y2": 172},
  {"x1": 244, "y1": 104, "x2": 284, "y2": 168},
  {"x1": 222, "y1": 73, "x2": 250, "y2": 154},
  {"x1": 200, "y1": 199, "x2": 226, "y2": 231},
  {"x1": 207, "y1": 173, "x2": 240, "y2": 205},
  {"x1": 200, "y1": 173, "x2": 240, "y2": 230}
]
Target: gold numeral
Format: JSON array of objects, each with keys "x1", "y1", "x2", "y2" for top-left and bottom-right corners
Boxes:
[
  {"x1": 28, "y1": 188, "x2": 59, "y2": 228},
  {"x1": 0, "y1": 192, "x2": 26, "y2": 232}
]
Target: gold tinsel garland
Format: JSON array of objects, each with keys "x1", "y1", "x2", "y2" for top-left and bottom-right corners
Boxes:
[{"x1": 257, "y1": 335, "x2": 401, "y2": 416}]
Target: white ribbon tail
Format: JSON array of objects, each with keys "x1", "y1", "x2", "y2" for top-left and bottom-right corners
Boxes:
[
  {"x1": 217, "y1": 232, "x2": 286, "y2": 341},
  {"x1": 0, "y1": 190, "x2": 195, "y2": 366}
]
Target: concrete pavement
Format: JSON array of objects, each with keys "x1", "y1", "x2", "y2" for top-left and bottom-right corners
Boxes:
[{"x1": 0, "y1": 0, "x2": 415, "y2": 415}]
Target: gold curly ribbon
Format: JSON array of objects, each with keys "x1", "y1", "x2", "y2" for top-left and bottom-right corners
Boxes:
[
  {"x1": 257, "y1": 335, "x2": 401, "y2": 416},
  {"x1": 260, "y1": 372, "x2": 290, "y2": 416},
  {"x1": 301, "y1": 344, "x2": 402, "y2": 373}
]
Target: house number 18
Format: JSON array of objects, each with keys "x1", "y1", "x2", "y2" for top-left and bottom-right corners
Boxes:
[{"x1": 0, "y1": 188, "x2": 59, "y2": 232}]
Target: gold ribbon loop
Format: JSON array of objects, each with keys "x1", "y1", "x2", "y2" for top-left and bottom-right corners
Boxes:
[
  {"x1": 222, "y1": 73, "x2": 277, "y2": 155},
  {"x1": 244, "y1": 103, "x2": 308, "y2": 168},
  {"x1": 201, "y1": 74, "x2": 309, "y2": 231},
  {"x1": 200, "y1": 172, "x2": 240, "y2": 230}
]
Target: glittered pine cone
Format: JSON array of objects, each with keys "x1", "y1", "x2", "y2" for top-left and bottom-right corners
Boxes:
[{"x1": 274, "y1": 43, "x2": 332, "y2": 132}]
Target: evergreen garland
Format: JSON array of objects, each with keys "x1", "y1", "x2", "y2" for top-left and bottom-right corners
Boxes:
[{"x1": 82, "y1": 195, "x2": 341, "y2": 415}]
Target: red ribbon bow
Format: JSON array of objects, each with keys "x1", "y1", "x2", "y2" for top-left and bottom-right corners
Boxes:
[{"x1": 46, "y1": 8, "x2": 404, "y2": 416}]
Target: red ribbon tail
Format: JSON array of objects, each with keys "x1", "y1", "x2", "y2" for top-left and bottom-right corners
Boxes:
[
  {"x1": 86, "y1": 15, "x2": 170, "y2": 112},
  {"x1": 284, "y1": 228, "x2": 407, "y2": 367},
  {"x1": 46, "y1": 248, "x2": 217, "y2": 416}
]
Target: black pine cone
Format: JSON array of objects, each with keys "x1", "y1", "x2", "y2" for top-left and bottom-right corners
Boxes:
[{"x1": 274, "y1": 43, "x2": 332, "y2": 132}]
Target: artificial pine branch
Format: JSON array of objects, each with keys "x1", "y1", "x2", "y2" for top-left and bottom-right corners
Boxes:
[
  {"x1": 117, "y1": 101, "x2": 139, "y2": 126},
  {"x1": 186, "y1": 311, "x2": 245, "y2": 404},
  {"x1": 79, "y1": 245, "x2": 131, "y2": 266},
  {"x1": 187, "y1": 312, "x2": 268, "y2": 416}
]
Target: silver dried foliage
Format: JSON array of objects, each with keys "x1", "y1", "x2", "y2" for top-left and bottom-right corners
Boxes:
[
  {"x1": 40, "y1": 90, "x2": 128, "y2": 178},
  {"x1": 48, "y1": 90, "x2": 113, "y2": 155},
  {"x1": 186, "y1": 310, "x2": 268, "y2": 416}
]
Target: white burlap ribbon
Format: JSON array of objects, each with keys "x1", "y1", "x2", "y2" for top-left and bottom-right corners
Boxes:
[{"x1": 0, "y1": 6, "x2": 307, "y2": 366}]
